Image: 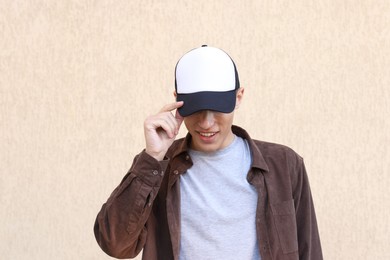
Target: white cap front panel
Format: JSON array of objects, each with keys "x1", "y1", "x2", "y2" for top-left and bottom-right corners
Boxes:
[{"x1": 176, "y1": 47, "x2": 236, "y2": 94}]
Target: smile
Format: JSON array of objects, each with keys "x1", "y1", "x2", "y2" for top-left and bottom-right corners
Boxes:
[{"x1": 199, "y1": 132, "x2": 217, "y2": 137}]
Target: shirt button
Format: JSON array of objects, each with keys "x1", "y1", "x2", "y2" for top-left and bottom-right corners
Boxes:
[
  {"x1": 173, "y1": 170, "x2": 179, "y2": 175},
  {"x1": 185, "y1": 155, "x2": 190, "y2": 160},
  {"x1": 152, "y1": 170, "x2": 158, "y2": 175},
  {"x1": 160, "y1": 170, "x2": 164, "y2": 176}
]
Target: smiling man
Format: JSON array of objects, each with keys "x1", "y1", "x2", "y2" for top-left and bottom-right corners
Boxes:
[{"x1": 94, "y1": 46, "x2": 323, "y2": 260}]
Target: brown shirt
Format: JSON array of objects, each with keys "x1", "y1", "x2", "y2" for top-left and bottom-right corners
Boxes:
[{"x1": 94, "y1": 126, "x2": 323, "y2": 260}]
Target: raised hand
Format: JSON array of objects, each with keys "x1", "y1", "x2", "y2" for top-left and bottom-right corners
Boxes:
[{"x1": 144, "y1": 101, "x2": 184, "y2": 161}]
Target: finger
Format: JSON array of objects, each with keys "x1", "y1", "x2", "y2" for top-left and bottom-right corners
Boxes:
[
  {"x1": 159, "y1": 101, "x2": 184, "y2": 113},
  {"x1": 145, "y1": 112, "x2": 178, "y2": 136},
  {"x1": 166, "y1": 112, "x2": 179, "y2": 131},
  {"x1": 154, "y1": 115, "x2": 178, "y2": 138},
  {"x1": 162, "y1": 113, "x2": 179, "y2": 137},
  {"x1": 159, "y1": 112, "x2": 183, "y2": 137}
]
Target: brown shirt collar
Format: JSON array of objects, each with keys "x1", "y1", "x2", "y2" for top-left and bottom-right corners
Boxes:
[{"x1": 170, "y1": 125, "x2": 269, "y2": 172}]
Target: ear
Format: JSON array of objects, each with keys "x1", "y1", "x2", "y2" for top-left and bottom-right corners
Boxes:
[{"x1": 235, "y1": 88, "x2": 245, "y2": 109}]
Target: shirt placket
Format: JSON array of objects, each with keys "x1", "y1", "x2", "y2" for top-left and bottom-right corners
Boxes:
[
  {"x1": 250, "y1": 169, "x2": 273, "y2": 260},
  {"x1": 166, "y1": 155, "x2": 192, "y2": 260}
]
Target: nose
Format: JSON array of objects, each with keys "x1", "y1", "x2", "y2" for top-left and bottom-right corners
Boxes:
[{"x1": 198, "y1": 110, "x2": 215, "y2": 129}]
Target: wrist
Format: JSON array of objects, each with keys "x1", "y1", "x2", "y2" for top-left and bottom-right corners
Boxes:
[{"x1": 145, "y1": 149, "x2": 165, "y2": 161}]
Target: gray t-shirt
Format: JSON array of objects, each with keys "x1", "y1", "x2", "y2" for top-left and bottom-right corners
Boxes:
[{"x1": 179, "y1": 135, "x2": 261, "y2": 260}]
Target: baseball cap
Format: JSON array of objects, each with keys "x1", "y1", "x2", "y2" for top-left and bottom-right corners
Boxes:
[{"x1": 175, "y1": 45, "x2": 240, "y2": 117}]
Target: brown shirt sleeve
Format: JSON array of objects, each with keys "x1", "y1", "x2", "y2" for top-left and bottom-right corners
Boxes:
[
  {"x1": 94, "y1": 151, "x2": 169, "y2": 258},
  {"x1": 293, "y1": 158, "x2": 323, "y2": 260}
]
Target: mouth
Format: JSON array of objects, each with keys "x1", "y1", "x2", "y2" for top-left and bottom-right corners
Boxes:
[
  {"x1": 199, "y1": 132, "x2": 217, "y2": 137},
  {"x1": 197, "y1": 132, "x2": 219, "y2": 143}
]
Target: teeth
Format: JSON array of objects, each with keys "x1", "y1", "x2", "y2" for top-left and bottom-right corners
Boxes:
[{"x1": 200, "y1": 132, "x2": 216, "y2": 137}]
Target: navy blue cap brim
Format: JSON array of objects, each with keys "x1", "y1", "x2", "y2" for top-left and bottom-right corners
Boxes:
[{"x1": 176, "y1": 90, "x2": 236, "y2": 117}]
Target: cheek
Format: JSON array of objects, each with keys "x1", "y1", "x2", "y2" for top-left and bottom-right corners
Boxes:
[
  {"x1": 184, "y1": 114, "x2": 200, "y2": 127},
  {"x1": 183, "y1": 118, "x2": 195, "y2": 131},
  {"x1": 217, "y1": 115, "x2": 234, "y2": 128}
]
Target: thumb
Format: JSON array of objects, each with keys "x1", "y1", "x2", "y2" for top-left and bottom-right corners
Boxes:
[{"x1": 175, "y1": 109, "x2": 184, "y2": 129}]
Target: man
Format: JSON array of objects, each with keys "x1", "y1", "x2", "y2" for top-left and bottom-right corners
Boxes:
[{"x1": 94, "y1": 45, "x2": 323, "y2": 260}]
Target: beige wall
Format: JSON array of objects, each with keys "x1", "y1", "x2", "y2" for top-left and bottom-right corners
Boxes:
[{"x1": 1, "y1": 1, "x2": 389, "y2": 259}]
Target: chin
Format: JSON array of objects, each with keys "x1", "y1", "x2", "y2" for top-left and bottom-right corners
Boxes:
[{"x1": 194, "y1": 143, "x2": 220, "y2": 153}]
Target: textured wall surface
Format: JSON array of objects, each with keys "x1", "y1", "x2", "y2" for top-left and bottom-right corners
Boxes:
[{"x1": 1, "y1": 1, "x2": 389, "y2": 259}]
